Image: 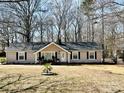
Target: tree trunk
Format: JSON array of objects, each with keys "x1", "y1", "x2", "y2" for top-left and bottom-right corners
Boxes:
[
  {"x1": 91, "y1": 20, "x2": 94, "y2": 42},
  {"x1": 51, "y1": 26, "x2": 54, "y2": 42},
  {"x1": 64, "y1": 30, "x2": 67, "y2": 43},
  {"x1": 7, "y1": 39, "x2": 9, "y2": 47},
  {"x1": 26, "y1": 30, "x2": 31, "y2": 43},
  {"x1": 57, "y1": 27, "x2": 61, "y2": 44},
  {"x1": 77, "y1": 24, "x2": 82, "y2": 42},
  {"x1": 87, "y1": 22, "x2": 89, "y2": 42},
  {"x1": 88, "y1": 18, "x2": 91, "y2": 42},
  {"x1": 40, "y1": 24, "x2": 43, "y2": 42},
  {"x1": 15, "y1": 32, "x2": 17, "y2": 43}
]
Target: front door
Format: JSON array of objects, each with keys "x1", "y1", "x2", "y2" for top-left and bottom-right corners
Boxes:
[{"x1": 60, "y1": 52, "x2": 66, "y2": 62}]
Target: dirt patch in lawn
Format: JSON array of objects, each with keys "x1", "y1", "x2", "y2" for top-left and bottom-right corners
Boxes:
[{"x1": 0, "y1": 65, "x2": 124, "y2": 93}]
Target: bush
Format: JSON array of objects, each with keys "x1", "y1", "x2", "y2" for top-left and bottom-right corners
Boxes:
[
  {"x1": 43, "y1": 63, "x2": 52, "y2": 73},
  {"x1": 0, "y1": 57, "x2": 7, "y2": 64}
]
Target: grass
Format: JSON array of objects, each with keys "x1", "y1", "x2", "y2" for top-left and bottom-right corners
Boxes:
[
  {"x1": 84, "y1": 65, "x2": 124, "y2": 75},
  {"x1": 0, "y1": 65, "x2": 124, "y2": 93}
]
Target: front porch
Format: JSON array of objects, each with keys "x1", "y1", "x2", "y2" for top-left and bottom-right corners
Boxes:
[{"x1": 34, "y1": 42, "x2": 70, "y2": 64}]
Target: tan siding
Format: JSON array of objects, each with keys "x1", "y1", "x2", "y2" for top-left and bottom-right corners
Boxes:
[
  {"x1": 6, "y1": 51, "x2": 35, "y2": 63},
  {"x1": 80, "y1": 51, "x2": 87, "y2": 60},
  {"x1": 71, "y1": 50, "x2": 102, "y2": 63},
  {"x1": 6, "y1": 51, "x2": 16, "y2": 62},
  {"x1": 97, "y1": 51, "x2": 102, "y2": 61},
  {"x1": 41, "y1": 44, "x2": 69, "y2": 62},
  {"x1": 6, "y1": 44, "x2": 102, "y2": 63},
  {"x1": 27, "y1": 51, "x2": 35, "y2": 62},
  {"x1": 42, "y1": 44, "x2": 65, "y2": 52},
  {"x1": 66, "y1": 52, "x2": 68, "y2": 62},
  {"x1": 71, "y1": 51, "x2": 87, "y2": 62}
]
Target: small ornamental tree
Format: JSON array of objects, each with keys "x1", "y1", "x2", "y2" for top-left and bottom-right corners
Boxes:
[{"x1": 43, "y1": 63, "x2": 52, "y2": 74}]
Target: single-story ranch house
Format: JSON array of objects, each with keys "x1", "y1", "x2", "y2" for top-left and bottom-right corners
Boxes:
[{"x1": 5, "y1": 42, "x2": 103, "y2": 64}]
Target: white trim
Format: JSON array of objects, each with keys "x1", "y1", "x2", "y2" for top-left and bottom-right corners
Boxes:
[
  {"x1": 60, "y1": 52, "x2": 66, "y2": 62},
  {"x1": 88, "y1": 51, "x2": 95, "y2": 60},
  {"x1": 68, "y1": 53, "x2": 70, "y2": 63},
  {"x1": 18, "y1": 51, "x2": 25, "y2": 61},
  {"x1": 34, "y1": 42, "x2": 70, "y2": 54},
  {"x1": 72, "y1": 51, "x2": 79, "y2": 60},
  {"x1": 41, "y1": 51, "x2": 55, "y2": 60},
  {"x1": 35, "y1": 53, "x2": 38, "y2": 63}
]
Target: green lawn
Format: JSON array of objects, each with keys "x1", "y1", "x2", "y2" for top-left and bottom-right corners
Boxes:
[{"x1": 0, "y1": 65, "x2": 124, "y2": 93}]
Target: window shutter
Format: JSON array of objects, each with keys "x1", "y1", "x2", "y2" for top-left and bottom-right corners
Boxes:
[
  {"x1": 70, "y1": 52, "x2": 72, "y2": 59},
  {"x1": 95, "y1": 51, "x2": 97, "y2": 59},
  {"x1": 39, "y1": 52, "x2": 41, "y2": 58},
  {"x1": 87, "y1": 52, "x2": 89, "y2": 59},
  {"x1": 25, "y1": 52, "x2": 27, "y2": 60},
  {"x1": 16, "y1": 52, "x2": 18, "y2": 60},
  {"x1": 78, "y1": 52, "x2": 80, "y2": 59},
  {"x1": 55, "y1": 52, "x2": 57, "y2": 58}
]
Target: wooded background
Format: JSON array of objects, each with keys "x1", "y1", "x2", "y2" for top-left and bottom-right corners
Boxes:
[{"x1": 0, "y1": 0, "x2": 124, "y2": 57}]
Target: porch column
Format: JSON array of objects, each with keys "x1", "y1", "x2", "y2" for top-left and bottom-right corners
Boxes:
[
  {"x1": 35, "y1": 53, "x2": 37, "y2": 63},
  {"x1": 68, "y1": 53, "x2": 70, "y2": 63}
]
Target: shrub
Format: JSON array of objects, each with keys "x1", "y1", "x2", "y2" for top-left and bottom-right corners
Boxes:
[
  {"x1": 0, "y1": 57, "x2": 7, "y2": 64},
  {"x1": 43, "y1": 63, "x2": 52, "y2": 73}
]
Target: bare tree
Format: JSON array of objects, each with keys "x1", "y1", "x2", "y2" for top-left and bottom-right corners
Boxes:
[
  {"x1": 51, "y1": 0, "x2": 74, "y2": 43},
  {"x1": 0, "y1": 11, "x2": 15, "y2": 47},
  {"x1": 4, "y1": 0, "x2": 41, "y2": 43}
]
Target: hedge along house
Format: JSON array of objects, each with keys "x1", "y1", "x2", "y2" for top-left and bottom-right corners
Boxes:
[{"x1": 5, "y1": 42, "x2": 103, "y2": 64}]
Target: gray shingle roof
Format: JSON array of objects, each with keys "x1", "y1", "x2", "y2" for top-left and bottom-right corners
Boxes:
[
  {"x1": 6, "y1": 42, "x2": 102, "y2": 51},
  {"x1": 60, "y1": 42, "x2": 102, "y2": 50}
]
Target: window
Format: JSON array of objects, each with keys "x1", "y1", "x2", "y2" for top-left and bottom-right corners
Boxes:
[
  {"x1": 41, "y1": 51, "x2": 55, "y2": 60},
  {"x1": 44, "y1": 53, "x2": 52, "y2": 60},
  {"x1": 18, "y1": 52, "x2": 25, "y2": 61},
  {"x1": 72, "y1": 51, "x2": 78, "y2": 60},
  {"x1": 19, "y1": 56, "x2": 24, "y2": 60},
  {"x1": 89, "y1": 51, "x2": 95, "y2": 60}
]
